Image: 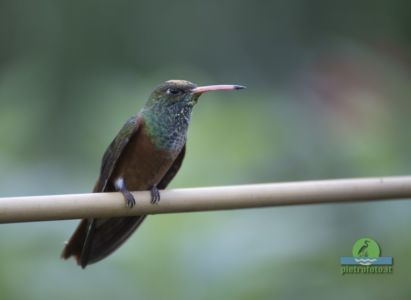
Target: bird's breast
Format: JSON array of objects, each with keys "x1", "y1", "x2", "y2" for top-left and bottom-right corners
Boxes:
[{"x1": 110, "y1": 124, "x2": 181, "y2": 191}]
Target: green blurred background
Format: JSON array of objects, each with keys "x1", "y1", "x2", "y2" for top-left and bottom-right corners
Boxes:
[{"x1": 1, "y1": 0, "x2": 411, "y2": 299}]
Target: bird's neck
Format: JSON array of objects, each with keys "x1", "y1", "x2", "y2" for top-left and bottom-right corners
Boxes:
[{"x1": 141, "y1": 104, "x2": 192, "y2": 151}]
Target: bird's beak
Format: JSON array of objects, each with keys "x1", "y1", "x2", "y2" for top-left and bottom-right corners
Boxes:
[{"x1": 191, "y1": 84, "x2": 246, "y2": 94}]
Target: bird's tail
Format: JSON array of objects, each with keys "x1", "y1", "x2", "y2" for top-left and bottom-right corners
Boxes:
[
  {"x1": 61, "y1": 216, "x2": 146, "y2": 268},
  {"x1": 61, "y1": 219, "x2": 89, "y2": 264}
]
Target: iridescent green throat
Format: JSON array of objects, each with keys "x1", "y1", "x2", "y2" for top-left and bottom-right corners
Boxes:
[{"x1": 141, "y1": 102, "x2": 193, "y2": 151}]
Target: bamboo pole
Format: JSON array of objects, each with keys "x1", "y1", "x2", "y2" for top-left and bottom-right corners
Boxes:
[{"x1": 0, "y1": 176, "x2": 410, "y2": 223}]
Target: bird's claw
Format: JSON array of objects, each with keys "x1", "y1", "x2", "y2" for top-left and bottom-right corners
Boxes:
[
  {"x1": 124, "y1": 190, "x2": 136, "y2": 208},
  {"x1": 115, "y1": 177, "x2": 136, "y2": 208},
  {"x1": 150, "y1": 186, "x2": 160, "y2": 204}
]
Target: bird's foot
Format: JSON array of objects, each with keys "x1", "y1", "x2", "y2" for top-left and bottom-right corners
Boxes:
[
  {"x1": 115, "y1": 177, "x2": 136, "y2": 208},
  {"x1": 122, "y1": 190, "x2": 136, "y2": 208},
  {"x1": 150, "y1": 186, "x2": 160, "y2": 204}
]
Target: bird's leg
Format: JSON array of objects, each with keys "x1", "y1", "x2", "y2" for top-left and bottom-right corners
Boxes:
[
  {"x1": 114, "y1": 177, "x2": 136, "y2": 208},
  {"x1": 150, "y1": 185, "x2": 161, "y2": 204}
]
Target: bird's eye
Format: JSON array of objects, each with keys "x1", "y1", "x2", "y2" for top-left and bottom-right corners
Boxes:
[{"x1": 166, "y1": 88, "x2": 181, "y2": 95}]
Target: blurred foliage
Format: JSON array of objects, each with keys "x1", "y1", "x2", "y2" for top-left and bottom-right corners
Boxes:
[{"x1": 1, "y1": 0, "x2": 411, "y2": 299}]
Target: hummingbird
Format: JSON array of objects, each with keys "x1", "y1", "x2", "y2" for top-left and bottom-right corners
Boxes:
[{"x1": 61, "y1": 79, "x2": 245, "y2": 268}]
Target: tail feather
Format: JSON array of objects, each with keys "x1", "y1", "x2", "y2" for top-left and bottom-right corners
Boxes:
[
  {"x1": 62, "y1": 216, "x2": 146, "y2": 267},
  {"x1": 61, "y1": 219, "x2": 89, "y2": 264}
]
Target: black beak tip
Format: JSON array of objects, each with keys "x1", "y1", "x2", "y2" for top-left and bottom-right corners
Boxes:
[{"x1": 234, "y1": 85, "x2": 246, "y2": 90}]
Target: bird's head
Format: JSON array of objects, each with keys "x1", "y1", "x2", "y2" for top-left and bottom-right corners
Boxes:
[
  {"x1": 144, "y1": 79, "x2": 245, "y2": 110},
  {"x1": 141, "y1": 80, "x2": 245, "y2": 150}
]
